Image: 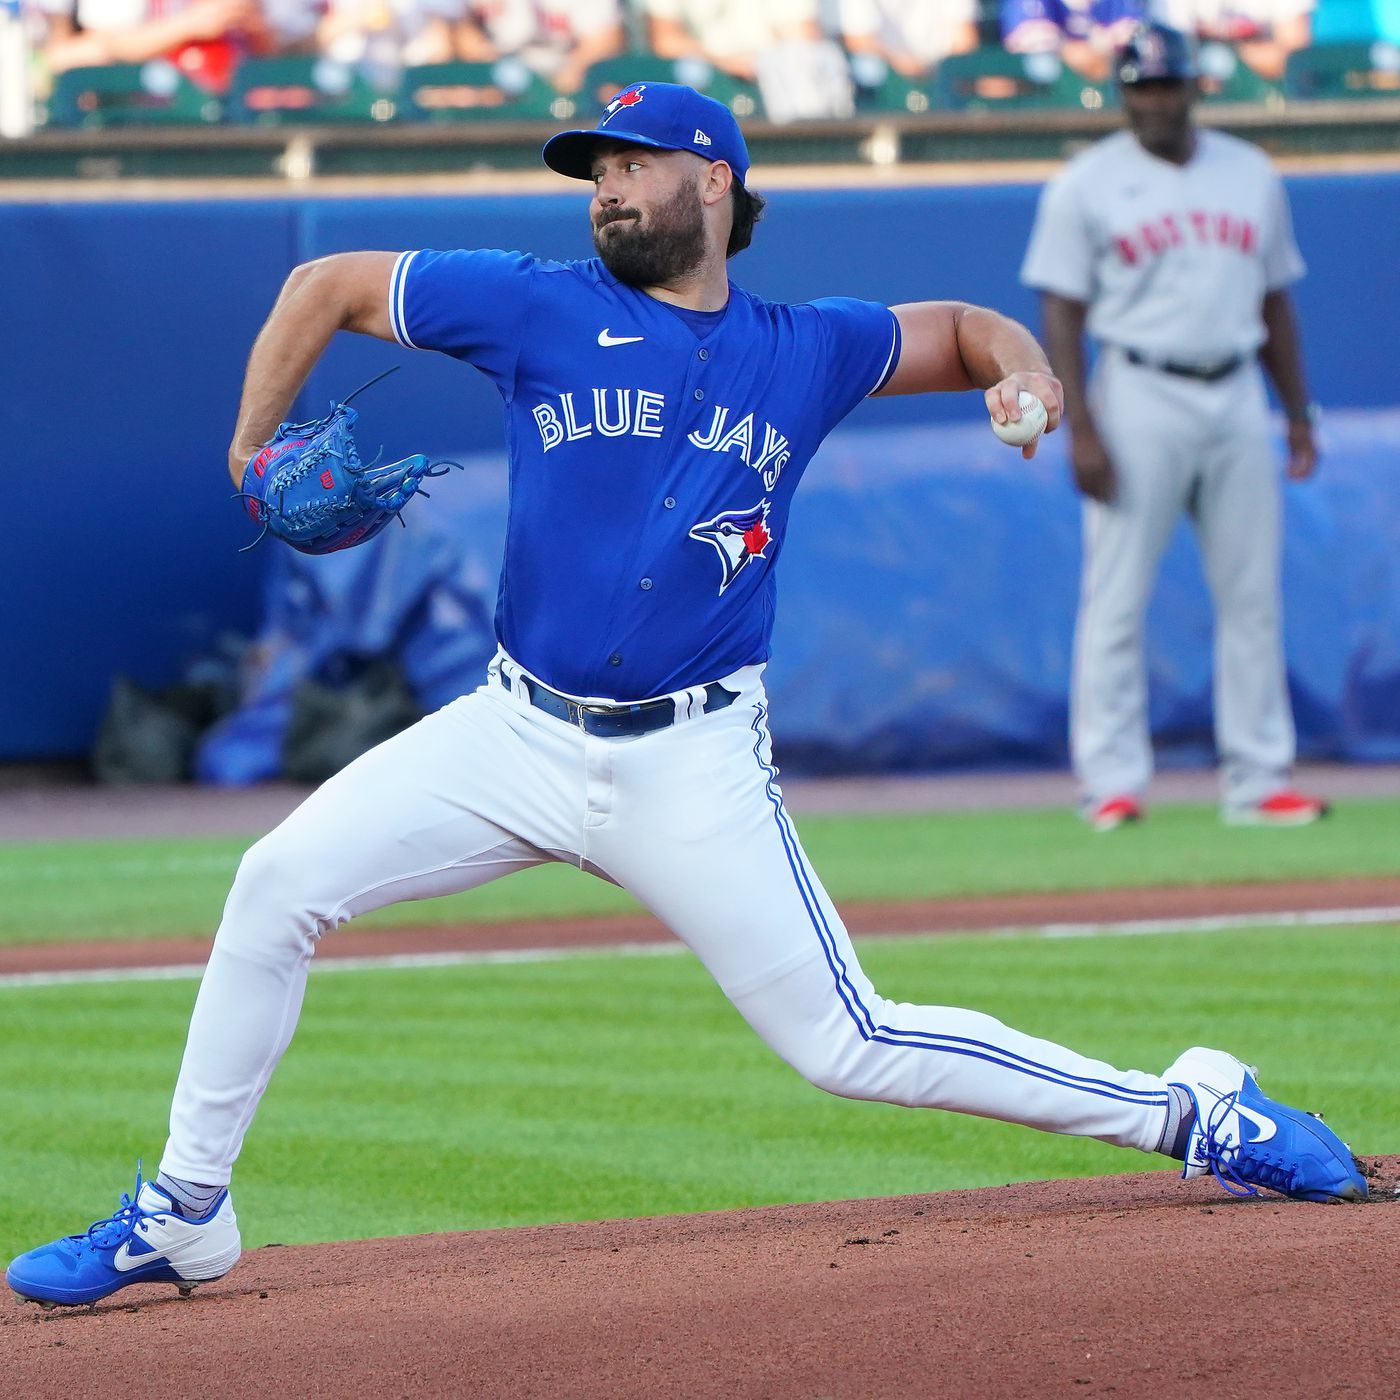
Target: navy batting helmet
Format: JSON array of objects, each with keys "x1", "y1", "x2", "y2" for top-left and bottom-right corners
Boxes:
[{"x1": 1115, "y1": 22, "x2": 1198, "y2": 84}]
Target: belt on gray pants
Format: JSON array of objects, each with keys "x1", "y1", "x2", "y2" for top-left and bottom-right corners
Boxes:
[
  {"x1": 502, "y1": 670, "x2": 740, "y2": 737},
  {"x1": 1123, "y1": 348, "x2": 1246, "y2": 382}
]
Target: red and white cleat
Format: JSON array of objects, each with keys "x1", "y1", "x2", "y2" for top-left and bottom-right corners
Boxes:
[
  {"x1": 1223, "y1": 789, "x2": 1330, "y2": 827},
  {"x1": 1087, "y1": 795, "x2": 1144, "y2": 832}
]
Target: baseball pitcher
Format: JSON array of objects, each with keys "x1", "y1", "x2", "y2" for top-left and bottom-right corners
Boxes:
[{"x1": 7, "y1": 79, "x2": 1365, "y2": 1309}]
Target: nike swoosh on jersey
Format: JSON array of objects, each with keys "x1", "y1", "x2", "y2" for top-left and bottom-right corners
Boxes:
[{"x1": 597, "y1": 329, "x2": 644, "y2": 347}]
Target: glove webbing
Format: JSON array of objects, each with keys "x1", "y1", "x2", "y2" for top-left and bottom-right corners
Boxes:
[{"x1": 235, "y1": 367, "x2": 458, "y2": 553}]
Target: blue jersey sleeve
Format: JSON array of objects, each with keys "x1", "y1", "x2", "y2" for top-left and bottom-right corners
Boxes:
[
  {"x1": 388, "y1": 248, "x2": 536, "y2": 392},
  {"x1": 1001, "y1": 0, "x2": 1060, "y2": 41},
  {"x1": 807, "y1": 297, "x2": 901, "y2": 435}
]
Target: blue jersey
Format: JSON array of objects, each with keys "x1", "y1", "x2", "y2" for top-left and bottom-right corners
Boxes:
[
  {"x1": 1001, "y1": 0, "x2": 1145, "y2": 42},
  {"x1": 389, "y1": 249, "x2": 900, "y2": 700}
]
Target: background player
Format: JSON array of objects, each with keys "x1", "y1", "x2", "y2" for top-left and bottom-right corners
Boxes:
[
  {"x1": 1021, "y1": 21, "x2": 1327, "y2": 833},
  {"x1": 7, "y1": 80, "x2": 1365, "y2": 1309}
]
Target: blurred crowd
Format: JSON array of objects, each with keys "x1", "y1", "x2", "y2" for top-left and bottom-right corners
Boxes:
[{"x1": 3, "y1": 0, "x2": 1398, "y2": 125}]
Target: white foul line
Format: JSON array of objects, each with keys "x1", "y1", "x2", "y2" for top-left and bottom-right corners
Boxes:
[
  {"x1": 0, "y1": 941, "x2": 687, "y2": 990},
  {"x1": 1036, "y1": 904, "x2": 1400, "y2": 939},
  {"x1": 1, "y1": 905, "x2": 1398, "y2": 991}
]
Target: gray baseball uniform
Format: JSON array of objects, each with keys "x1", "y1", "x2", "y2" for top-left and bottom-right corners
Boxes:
[{"x1": 1021, "y1": 127, "x2": 1305, "y2": 807}]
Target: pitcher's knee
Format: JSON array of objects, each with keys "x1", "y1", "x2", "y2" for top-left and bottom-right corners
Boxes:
[
  {"x1": 781, "y1": 1031, "x2": 893, "y2": 1103},
  {"x1": 215, "y1": 830, "x2": 333, "y2": 963}
]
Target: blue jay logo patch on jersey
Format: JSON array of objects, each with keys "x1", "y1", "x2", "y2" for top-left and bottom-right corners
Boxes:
[
  {"x1": 601, "y1": 85, "x2": 646, "y2": 125},
  {"x1": 690, "y1": 501, "x2": 774, "y2": 595}
]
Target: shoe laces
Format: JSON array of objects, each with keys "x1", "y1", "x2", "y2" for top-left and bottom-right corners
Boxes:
[
  {"x1": 1201, "y1": 1091, "x2": 1298, "y2": 1199},
  {"x1": 78, "y1": 1162, "x2": 161, "y2": 1252}
]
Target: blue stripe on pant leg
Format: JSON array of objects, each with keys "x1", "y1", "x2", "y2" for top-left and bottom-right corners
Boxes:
[
  {"x1": 747, "y1": 705, "x2": 1169, "y2": 1111},
  {"x1": 748, "y1": 704, "x2": 876, "y2": 1037}
]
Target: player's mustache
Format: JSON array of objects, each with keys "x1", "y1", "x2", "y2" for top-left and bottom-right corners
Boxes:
[{"x1": 594, "y1": 207, "x2": 641, "y2": 231}]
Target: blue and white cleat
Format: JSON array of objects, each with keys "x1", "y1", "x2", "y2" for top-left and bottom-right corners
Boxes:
[
  {"x1": 1165, "y1": 1047, "x2": 1368, "y2": 1203},
  {"x1": 6, "y1": 1167, "x2": 241, "y2": 1307}
]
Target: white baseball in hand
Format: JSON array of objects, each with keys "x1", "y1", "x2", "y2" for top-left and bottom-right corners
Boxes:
[{"x1": 991, "y1": 391, "x2": 1048, "y2": 447}]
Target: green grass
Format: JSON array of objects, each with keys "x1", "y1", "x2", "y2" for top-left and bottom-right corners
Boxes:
[
  {"x1": 3, "y1": 797, "x2": 1399, "y2": 947},
  {"x1": 1, "y1": 924, "x2": 1393, "y2": 1253}
]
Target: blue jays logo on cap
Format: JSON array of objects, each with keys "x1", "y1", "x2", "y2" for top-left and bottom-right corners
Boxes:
[
  {"x1": 542, "y1": 81, "x2": 751, "y2": 184},
  {"x1": 601, "y1": 84, "x2": 648, "y2": 124},
  {"x1": 689, "y1": 500, "x2": 773, "y2": 595}
]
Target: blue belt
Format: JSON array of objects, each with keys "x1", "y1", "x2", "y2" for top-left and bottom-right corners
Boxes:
[{"x1": 505, "y1": 671, "x2": 739, "y2": 737}]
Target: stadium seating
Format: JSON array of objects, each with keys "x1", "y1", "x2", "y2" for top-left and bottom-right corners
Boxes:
[
  {"x1": 1194, "y1": 42, "x2": 1285, "y2": 105},
  {"x1": 845, "y1": 58, "x2": 935, "y2": 116},
  {"x1": 225, "y1": 56, "x2": 394, "y2": 125},
  {"x1": 46, "y1": 62, "x2": 222, "y2": 128},
  {"x1": 1283, "y1": 40, "x2": 1400, "y2": 98},
  {"x1": 580, "y1": 53, "x2": 762, "y2": 119},
  {"x1": 932, "y1": 47, "x2": 1112, "y2": 112},
  {"x1": 31, "y1": 29, "x2": 1400, "y2": 135},
  {"x1": 401, "y1": 62, "x2": 564, "y2": 124}
]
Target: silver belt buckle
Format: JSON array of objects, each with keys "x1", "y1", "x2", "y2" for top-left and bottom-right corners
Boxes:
[{"x1": 578, "y1": 701, "x2": 615, "y2": 731}]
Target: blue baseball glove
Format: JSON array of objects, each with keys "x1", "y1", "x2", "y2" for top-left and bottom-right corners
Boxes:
[{"x1": 238, "y1": 369, "x2": 457, "y2": 555}]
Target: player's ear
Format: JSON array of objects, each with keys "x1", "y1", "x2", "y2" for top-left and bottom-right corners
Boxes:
[{"x1": 702, "y1": 160, "x2": 734, "y2": 207}]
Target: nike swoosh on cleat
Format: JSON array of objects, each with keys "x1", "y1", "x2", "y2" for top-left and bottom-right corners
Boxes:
[
  {"x1": 113, "y1": 1239, "x2": 170, "y2": 1272},
  {"x1": 597, "y1": 329, "x2": 644, "y2": 347},
  {"x1": 1234, "y1": 1103, "x2": 1277, "y2": 1142}
]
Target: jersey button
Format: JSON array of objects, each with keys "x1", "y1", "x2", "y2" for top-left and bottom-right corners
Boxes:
[
  {"x1": 639, "y1": 577, "x2": 653, "y2": 591},
  {"x1": 608, "y1": 653, "x2": 622, "y2": 667},
  {"x1": 697, "y1": 348, "x2": 710, "y2": 361},
  {"x1": 663, "y1": 496, "x2": 676, "y2": 509},
  {"x1": 692, "y1": 389, "x2": 704, "y2": 401}
]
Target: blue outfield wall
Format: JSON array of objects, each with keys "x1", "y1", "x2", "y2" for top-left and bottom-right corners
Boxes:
[{"x1": 5, "y1": 169, "x2": 1400, "y2": 772}]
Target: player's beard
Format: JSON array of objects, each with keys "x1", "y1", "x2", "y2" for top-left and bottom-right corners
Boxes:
[{"x1": 593, "y1": 183, "x2": 707, "y2": 287}]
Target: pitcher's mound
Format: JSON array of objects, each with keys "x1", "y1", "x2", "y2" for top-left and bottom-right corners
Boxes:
[{"x1": 8, "y1": 1158, "x2": 1397, "y2": 1400}]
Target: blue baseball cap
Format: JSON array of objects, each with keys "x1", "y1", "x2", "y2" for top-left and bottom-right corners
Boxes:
[
  {"x1": 542, "y1": 81, "x2": 751, "y2": 185},
  {"x1": 1116, "y1": 21, "x2": 1198, "y2": 83}
]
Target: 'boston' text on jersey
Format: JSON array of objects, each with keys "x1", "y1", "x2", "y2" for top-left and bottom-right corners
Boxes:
[{"x1": 1113, "y1": 210, "x2": 1259, "y2": 267}]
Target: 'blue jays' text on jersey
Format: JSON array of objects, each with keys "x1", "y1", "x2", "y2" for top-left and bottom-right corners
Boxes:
[{"x1": 389, "y1": 249, "x2": 900, "y2": 700}]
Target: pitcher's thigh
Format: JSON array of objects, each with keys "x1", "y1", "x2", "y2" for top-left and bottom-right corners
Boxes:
[
  {"x1": 225, "y1": 700, "x2": 551, "y2": 945},
  {"x1": 597, "y1": 707, "x2": 859, "y2": 998}
]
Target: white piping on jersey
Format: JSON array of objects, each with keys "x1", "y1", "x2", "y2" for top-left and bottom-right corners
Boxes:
[
  {"x1": 389, "y1": 249, "x2": 420, "y2": 350},
  {"x1": 868, "y1": 312, "x2": 900, "y2": 397}
]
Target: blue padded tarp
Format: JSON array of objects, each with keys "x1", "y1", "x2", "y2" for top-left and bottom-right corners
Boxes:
[{"x1": 196, "y1": 407, "x2": 1400, "y2": 783}]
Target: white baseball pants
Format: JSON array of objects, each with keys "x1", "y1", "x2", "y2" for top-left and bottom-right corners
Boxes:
[
  {"x1": 161, "y1": 657, "x2": 1174, "y2": 1185},
  {"x1": 1072, "y1": 351, "x2": 1296, "y2": 807}
]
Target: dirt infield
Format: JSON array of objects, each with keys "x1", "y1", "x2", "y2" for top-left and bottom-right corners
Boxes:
[
  {"x1": 7, "y1": 1161, "x2": 1397, "y2": 1400},
  {"x1": 5, "y1": 875, "x2": 1399, "y2": 977},
  {"x1": 4, "y1": 762, "x2": 1397, "y2": 840},
  {"x1": 6, "y1": 774, "x2": 1397, "y2": 1396},
  {"x1": 5, "y1": 889, "x2": 1398, "y2": 1399}
]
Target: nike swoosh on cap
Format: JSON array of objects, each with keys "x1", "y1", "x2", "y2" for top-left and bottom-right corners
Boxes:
[{"x1": 597, "y1": 329, "x2": 644, "y2": 347}]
